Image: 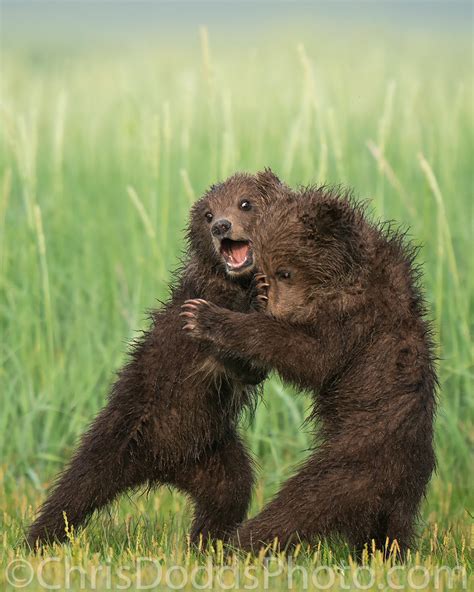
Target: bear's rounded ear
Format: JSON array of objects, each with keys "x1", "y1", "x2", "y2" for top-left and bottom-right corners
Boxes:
[
  {"x1": 301, "y1": 200, "x2": 347, "y2": 239},
  {"x1": 317, "y1": 202, "x2": 345, "y2": 229},
  {"x1": 255, "y1": 168, "x2": 282, "y2": 198}
]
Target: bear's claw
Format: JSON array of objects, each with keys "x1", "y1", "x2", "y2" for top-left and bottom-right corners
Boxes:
[
  {"x1": 181, "y1": 299, "x2": 214, "y2": 334},
  {"x1": 253, "y1": 273, "x2": 270, "y2": 311}
]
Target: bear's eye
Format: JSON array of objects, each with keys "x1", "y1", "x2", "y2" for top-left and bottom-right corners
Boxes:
[
  {"x1": 239, "y1": 199, "x2": 252, "y2": 211},
  {"x1": 205, "y1": 212, "x2": 213, "y2": 223},
  {"x1": 276, "y1": 270, "x2": 291, "y2": 281}
]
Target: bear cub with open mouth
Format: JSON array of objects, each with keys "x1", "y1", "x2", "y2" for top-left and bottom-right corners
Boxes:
[{"x1": 27, "y1": 169, "x2": 283, "y2": 548}]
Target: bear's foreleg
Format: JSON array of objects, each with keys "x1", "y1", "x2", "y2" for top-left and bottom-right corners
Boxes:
[{"x1": 181, "y1": 301, "x2": 368, "y2": 391}]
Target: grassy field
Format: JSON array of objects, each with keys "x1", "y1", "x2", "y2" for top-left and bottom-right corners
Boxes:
[{"x1": 0, "y1": 11, "x2": 473, "y2": 591}]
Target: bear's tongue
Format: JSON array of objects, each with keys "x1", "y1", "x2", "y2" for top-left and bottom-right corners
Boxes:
[{"x1": 220, "y1": 239, "x2": 250, "y2": 268}]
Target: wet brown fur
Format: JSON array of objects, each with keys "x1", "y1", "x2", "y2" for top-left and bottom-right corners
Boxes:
[
  {"x1": 26, "y1": 170, "x2": 284, "y2": 548},
  {"x1": 184, "y1": 184, "x2": 437, "y2": 556}
]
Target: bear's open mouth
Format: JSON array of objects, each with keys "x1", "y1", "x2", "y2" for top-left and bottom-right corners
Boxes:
[{"x1": 220, "y1": 238, "x2": 253, "y2": 272}]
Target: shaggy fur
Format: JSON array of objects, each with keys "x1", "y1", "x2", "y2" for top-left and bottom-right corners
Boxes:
[
  {"x1": 27, "y1": 170, "x2": 284, "y2": 548},
  {"x1": 183, "y1": 185, "x2": 437, "y2": 556}
]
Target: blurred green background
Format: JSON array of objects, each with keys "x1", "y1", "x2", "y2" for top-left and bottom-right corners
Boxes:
[{"x1": 0, "y1": 0, "x2": 472, "y2": 573}]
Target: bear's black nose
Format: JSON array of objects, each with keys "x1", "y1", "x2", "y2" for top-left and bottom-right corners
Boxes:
[{"x1": 211, "y1": 219, "x2": 232, "y2": 237}]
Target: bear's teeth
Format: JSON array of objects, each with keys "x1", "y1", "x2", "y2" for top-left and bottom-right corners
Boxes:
[
  {"x1": 220, "y1": 239, "x2": 250, "y2": 268},
  {"x1": 229, "y1": 241, "x2": 249, "y2": 265}
]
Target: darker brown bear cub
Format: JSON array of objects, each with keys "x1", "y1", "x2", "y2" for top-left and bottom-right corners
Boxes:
[
  {"x1": 183, "y1": 185, "x2": 437, "y2": 555},
  {"x1": 27, "y1": 170, "x2": 283, "y2": 548}
]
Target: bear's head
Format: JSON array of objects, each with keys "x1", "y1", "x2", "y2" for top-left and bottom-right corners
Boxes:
[
  {"x1": 254, "y1": 186, "x2": 367, "y2": 320},
  {"x1": 188, "y1": 169, "x2": 284, "y2": 279}
]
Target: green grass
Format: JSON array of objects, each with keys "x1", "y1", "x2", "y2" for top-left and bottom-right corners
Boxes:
[{"x1": 0, "y1": 20, "x2": 473, "y2": 591}]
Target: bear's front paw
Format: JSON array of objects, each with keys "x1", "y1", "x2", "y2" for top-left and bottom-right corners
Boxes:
[
  {"x1": 253, "y1": 273, "x2": 270, "y2": 312},
  {"x1": 180, "y1": 299, "x2": 225, "y2": 342}
]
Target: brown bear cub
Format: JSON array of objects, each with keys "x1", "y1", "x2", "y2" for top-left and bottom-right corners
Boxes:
[
  {"x1": 183, "y1": 185, "x2": 437, "y2": 555},
  {"x1": 27, "y1": 170, "x2": 283, "y2": 548}
]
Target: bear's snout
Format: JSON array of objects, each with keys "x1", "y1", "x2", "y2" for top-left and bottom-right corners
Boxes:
[{"x1": 212, "y1": 219, "x2": 232, "y2": 237}]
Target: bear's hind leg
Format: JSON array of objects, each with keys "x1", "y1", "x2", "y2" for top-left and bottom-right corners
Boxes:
[
  {"x1": 233, "y1": 450, "x2": 385, "y2": 553},
  {"x1": 173, "y1": 432, "x2": 254, "y2": 547},
  {"x1": 348, "y1": 500, "x2": 417, "y2": 561},
  {"x1": 383, "y1": 503, "x2": 417, "y2": 558},
  {"x1": 27, "y1": 404, "x2": 150, "y2": 548}
]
